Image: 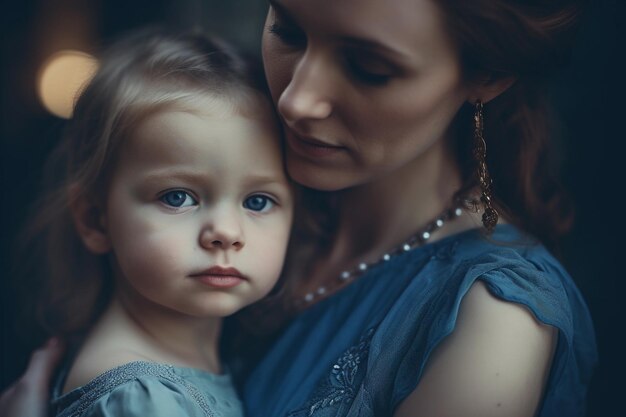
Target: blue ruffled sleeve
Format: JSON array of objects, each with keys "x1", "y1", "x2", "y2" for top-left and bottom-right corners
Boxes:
[
  {"x1": 374, "y1": 248, "x2": 596, "y2": 416},
  {"x1": 241, "y1": 226, "x2": 597, "y2": 417},
  {"x1": 82, "y1": 378, "x2": 209, "y2": 417},
  {"x1": 52, "y1": 361, "x2": 241, "y2": 417}
]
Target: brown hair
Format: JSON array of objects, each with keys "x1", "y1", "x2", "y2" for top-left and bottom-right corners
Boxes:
[
  {"x1": 230, "y1": 1, "x2": 587, "y2": 344},
  {"x1": 15, "y1": 28, "x2": 269, "y2": 345},
  {"x1": 440, "y1": 0, "x2": 586, "y2": 249}
]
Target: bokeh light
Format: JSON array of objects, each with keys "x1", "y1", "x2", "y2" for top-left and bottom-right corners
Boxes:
[{"x1": 37, "y1": 50, "x2": 98, "y2": 119}]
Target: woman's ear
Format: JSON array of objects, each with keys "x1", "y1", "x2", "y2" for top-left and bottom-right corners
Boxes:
[
  {"x1": 469, "y1": 75, "x2": 517, "y2": 104},
  {"x1": 68, "y1": 184, "x2": 111, "y2": 254}
]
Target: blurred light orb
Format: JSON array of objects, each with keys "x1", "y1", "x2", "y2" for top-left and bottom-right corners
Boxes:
[{"x1": 37, "y1": 50, "x2": 98, "y2": 119}]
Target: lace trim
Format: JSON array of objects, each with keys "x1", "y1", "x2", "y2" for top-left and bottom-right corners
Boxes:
[
  {"x1": 308, "y1": 327, "x2": 376, "y2": 416},
  {"x1": 55, "y1": 361, "x2": 216, "y2": 417}
]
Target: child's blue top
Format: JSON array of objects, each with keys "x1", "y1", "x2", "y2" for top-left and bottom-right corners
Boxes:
[
  {"x1": 51, "y1": 361, "x2": 243, "y2": 417},
  {"x1": 242, "y1": 224, "x2": 597, "y2": 416}
]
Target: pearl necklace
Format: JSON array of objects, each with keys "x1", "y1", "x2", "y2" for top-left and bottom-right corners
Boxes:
[{"x1": 299, "y1": 205, "x2": 465, "y2": 306}]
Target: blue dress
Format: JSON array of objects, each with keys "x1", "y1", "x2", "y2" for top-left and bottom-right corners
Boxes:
[
  {"x1": 242, "y1": 225, "x2": 597, "y2": 416},
  {"x1": 51, "y1": 361, "x2": 243, "y2": 417}
]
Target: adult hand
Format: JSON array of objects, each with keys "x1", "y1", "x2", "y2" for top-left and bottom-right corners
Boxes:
[{"x1": 0, "y1": 338, "x2": 65, "y2": 417}]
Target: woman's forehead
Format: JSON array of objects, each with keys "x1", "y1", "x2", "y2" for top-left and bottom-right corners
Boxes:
[{"x1": 270, "y1": 0, "x2": 456, "y2": 62}]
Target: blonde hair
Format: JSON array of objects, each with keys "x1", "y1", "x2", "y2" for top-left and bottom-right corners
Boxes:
[{"x1": 15, "y1": 28, "x2": 271, "y2": 344}]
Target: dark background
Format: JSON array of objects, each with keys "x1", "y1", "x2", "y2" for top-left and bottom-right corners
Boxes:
[{"x1": 1, "y1": 1, "x2": 624, "y2": 416}]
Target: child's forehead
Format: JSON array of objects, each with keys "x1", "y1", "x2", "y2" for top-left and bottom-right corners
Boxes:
[
  {"x1": 179, "y1": 92, "x2": 267, "y2": 118},
  {"x1": 111, "y1": 86, "x2": 283, "y2": 176},
  {"x1": 114, "y1": 108, "x2": 288, "y2": 187},
  {"x1": 124, "y1": 100, "x2": 281, "y2": 158},
  {"x1": 147, "y1": 88, "x2": 276, "y2": 123}
]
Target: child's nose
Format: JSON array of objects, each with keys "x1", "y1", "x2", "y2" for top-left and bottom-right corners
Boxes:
[{"x1": 199, "y1": 211, "x2": 244, "y2": 251}]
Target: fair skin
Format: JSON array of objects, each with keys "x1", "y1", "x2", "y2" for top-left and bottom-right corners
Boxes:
[
  {"x1": 0, "y1": 338, "x2": 64, "y2": 417},
  {"x1": 263, "y1": 0, "x2": 510, "y2": 279},
  {"x1": 264, "y1": 0, "x2": 555, "y2": 415},
  {"x1": 65, "y1": 96, "x2": 293, "y2": 391},
  {"x1": 1, "y1": 0, "x2": 556, "y2": 415}
]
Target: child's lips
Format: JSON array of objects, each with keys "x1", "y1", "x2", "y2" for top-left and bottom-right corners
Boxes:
[{"x1": 189, "y1": 266, "x2": 247, "y2": 288}]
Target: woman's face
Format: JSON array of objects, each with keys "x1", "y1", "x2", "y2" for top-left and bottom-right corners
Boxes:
[{"x1": 262, "y1": 0, "x2": 470, "y2": 191}]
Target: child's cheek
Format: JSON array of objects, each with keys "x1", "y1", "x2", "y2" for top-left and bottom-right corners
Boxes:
[{"x1": 110, "y1": 211, "x2": 195, "y2": 283}]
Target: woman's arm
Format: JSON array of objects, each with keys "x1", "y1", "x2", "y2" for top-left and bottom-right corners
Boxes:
[
  {"x1": 0, "y1": 338, "x2": 64, "y2": 417},
  {"x1": 394, "y1": 281, "x2": 556, "y2": 417}
]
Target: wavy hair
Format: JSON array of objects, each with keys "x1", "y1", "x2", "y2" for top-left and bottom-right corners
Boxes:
[
  {"x1": 233, "y1": 0, "x2": 587, "y2": 343},
  {"x1": 442, "y1": 0, "x2": 586, "y2": 249},
  {"x1": 14, "y1": 28, "x2": 268, "y2": 345}
]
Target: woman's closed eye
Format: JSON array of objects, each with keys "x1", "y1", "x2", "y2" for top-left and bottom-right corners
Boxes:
[
  {"x1": 344, "y1": 51, "x2": 396, "y2": 86},
  {"x1": 267, "y1": 20, "x2": 306, "y2": 48},
  {"x1": 243, "y1": 194, "x2": 277, "y2": 213},
  {"x1": 159, "y1": 190, "x2": 198, "y2": 209},
  {"x1": 345, "y1": 59, "x2": 392, "y2": 86}
]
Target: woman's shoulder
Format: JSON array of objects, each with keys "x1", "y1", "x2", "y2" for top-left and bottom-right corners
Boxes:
[
  {"x1": 390, "y1": 224, "x2": 594, "y2": 345},
  {"x1": 425, "y1": 224, "x2": 579, "y2": 302},
  {"x1": 369, "y1": 224, "x2": 597, "y2": 414},
  {"x1": 438, "y1": 223, "x2": 562, "y2": 266},
  {"x1": 52, "y1": 361, "x2": 242, "y2": 417},
  {"x1": 394, "y1": 280, "x2": 557, "y2": 417}
]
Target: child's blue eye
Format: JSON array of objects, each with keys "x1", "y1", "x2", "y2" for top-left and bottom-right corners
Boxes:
[
  {"x1": 160, "y1": 190, "x2": 197, "y2": 208},
  {"x1": 243, "y1": 195, "x2": 275, "y2": 213}
]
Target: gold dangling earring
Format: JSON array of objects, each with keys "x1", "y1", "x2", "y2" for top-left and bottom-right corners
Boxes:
[{"x1": 473, "y1": 100, "x2": 498, "y2": 233}]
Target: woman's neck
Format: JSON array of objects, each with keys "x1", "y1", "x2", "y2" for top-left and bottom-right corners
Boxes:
[{"x1": 324, "y1": 139, "x2": 477, "y2": 270}]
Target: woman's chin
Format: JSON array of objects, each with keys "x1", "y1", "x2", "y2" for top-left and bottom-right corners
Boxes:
[{"x1": 286, "y1": 160, "x2": 355, "y2": 192}]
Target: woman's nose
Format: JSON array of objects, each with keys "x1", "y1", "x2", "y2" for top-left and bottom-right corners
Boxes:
[
  {"x1": 199, "y1": 210, "x2": 244, "y2": 251},
  {"x1": 277, "y1": 51, "x2": 333, "y2": 124}
]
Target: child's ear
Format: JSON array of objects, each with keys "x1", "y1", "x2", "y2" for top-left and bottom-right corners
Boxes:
[
  {"x1": 68, "y1": 184, "x2": 111, "y2": 254},
  {"x1": 468, "y1": 74, "x2": 517, "y2": 104}
]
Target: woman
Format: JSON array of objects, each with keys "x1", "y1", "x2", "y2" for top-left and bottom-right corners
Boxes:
[{"x1": 1, "y1": 0, "x2": 596, "y2": 416}]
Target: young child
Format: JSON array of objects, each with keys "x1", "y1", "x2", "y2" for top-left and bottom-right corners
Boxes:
[{"x1": 20, "y1": 28, "x2": 293, "y2": 417}]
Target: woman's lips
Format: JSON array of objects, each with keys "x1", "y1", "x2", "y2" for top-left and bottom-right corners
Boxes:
[
  {"x1": 285, "y1": 129, "x2": 346, "y2": 158},
  {"x1": 190, "y1": 266, "x2": 246, "y2": 288}
]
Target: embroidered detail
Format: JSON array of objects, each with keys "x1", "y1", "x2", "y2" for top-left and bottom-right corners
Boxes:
[
  {"x1": 55, "y1": 361, "x2": 216, "y2": 417},
  {"x1": 433, "y1": 240, "x2": 459, "y2": 261},
  {"x1": 308, "y1": 327, "x2": 376, "y2": 416}
]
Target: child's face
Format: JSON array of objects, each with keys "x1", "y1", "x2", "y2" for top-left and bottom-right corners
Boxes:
[{"x1": 102, "y1": 98, "x2": 293, "y2": 319}]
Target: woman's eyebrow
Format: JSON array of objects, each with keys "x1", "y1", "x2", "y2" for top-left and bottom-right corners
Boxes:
[
  {"x1": 336, "y1": 36, "x2": 412, "y2": 63},
  {"x1": 268, "y1": 0, "x2": 410, "y2": 63}
]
